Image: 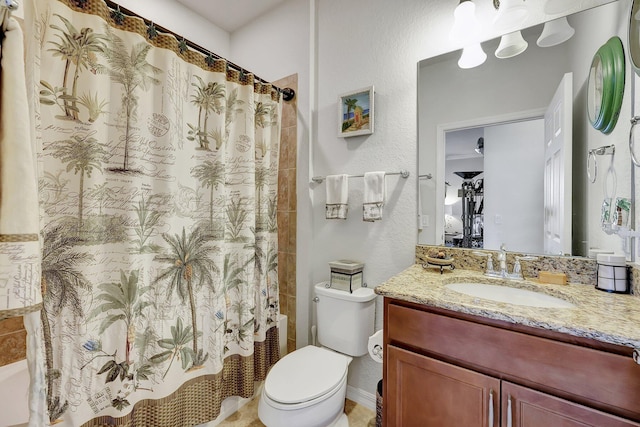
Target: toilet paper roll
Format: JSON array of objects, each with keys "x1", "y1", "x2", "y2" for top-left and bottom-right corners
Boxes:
[{"x1": 368, "y1": 330, "x2": 383, "y2": 363}]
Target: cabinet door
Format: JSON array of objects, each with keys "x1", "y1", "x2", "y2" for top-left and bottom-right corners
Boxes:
[
  {"x1": 386, "y1": 345, "x2": 500, "y2": 427},
  {"x1": 502, "y1": 382, "x2": 640, "y2": 427}
]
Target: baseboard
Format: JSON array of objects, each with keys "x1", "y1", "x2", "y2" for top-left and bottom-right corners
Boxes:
[{"x1": 346, "y1": 385, "x2": 376, "y2": 411}]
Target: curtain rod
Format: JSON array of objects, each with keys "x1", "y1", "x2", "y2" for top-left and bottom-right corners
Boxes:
[
  {"x1": 311, "y1": 170, "x2": 410, "y2": 184},
  {"x1": 104, "y1": 0, "x2": 294, "y2": 100}
]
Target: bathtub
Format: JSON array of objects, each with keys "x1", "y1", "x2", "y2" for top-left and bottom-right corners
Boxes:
[{"x1": 0, "y1": 359, "x2": 29, "y2": 427}]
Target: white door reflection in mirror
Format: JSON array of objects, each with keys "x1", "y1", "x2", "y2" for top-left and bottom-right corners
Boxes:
[{"x1": 544, "y1": 73, "x2": 573, "y2": 256}]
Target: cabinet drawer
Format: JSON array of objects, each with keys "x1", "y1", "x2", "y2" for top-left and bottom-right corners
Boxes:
[{"x1": 386, "y1": 301, "x2": 640, "y2": 421}]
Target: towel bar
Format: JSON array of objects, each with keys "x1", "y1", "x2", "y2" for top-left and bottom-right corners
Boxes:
[{"x1": 311, "y1": 169, "x2": 410, "y2": 184}]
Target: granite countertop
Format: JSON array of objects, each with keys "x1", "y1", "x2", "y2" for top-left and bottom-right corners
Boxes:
[{"x1": 375, "y1": 264, "x2": 640, "y2": 350}]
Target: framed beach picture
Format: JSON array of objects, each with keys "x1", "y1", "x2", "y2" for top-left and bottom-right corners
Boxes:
[{"x1": 338, "y1": 86, "x2": 374, "y2": 137}]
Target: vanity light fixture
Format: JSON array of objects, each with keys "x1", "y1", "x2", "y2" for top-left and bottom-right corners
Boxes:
[
  {"x1": 537, "y1": 17, "x2": 575, "y2": 47},
  {"x1": 458, "y1": 42, "x2": 488, "y2": 69},
  {"x1": 493, "y1": 0, "x2": 529, "y2": 33},
  {"x1": 450, "y1": 0, "x2": 482, "y2": 44},
  {"x1": 495, "y1": 30, "x2": 528, "y2": 58}
]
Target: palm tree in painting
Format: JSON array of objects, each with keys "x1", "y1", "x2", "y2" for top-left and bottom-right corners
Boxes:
[
  {"x1": 40, "y1": 224, "x2": 93, "y2": 423},
  {"x1": 221, "y1": 88, "x2": 245, "y2": 150},
  {"x1": 190, "y1": 77, "x2": 225, "y2": 150},
  {"x1": 202, "y1": 80, "x2": 226, "y2": 149},
  {"x1": 98, "y1": 27, "x2": 161, "y2": 172},
  {"x1": 50, "y1": 134, "x2": 108, "y2": 230},
  {"x1": 265, "y1": 246, "x2": 278, "y2": 309},
  {"x1": 149, "y1": 318, "x2": 196, "y2": 379},
  {"x1": 87, "y1": 182, "x2": 117, "y2": 216},
  {"x1": 255, "y1": 164, "x2": 268, "y2": 230},
  {"x1": 154, "y1": 226, "x2": 219, "y2": 368},
  {"x1": 191, "y1": 160, "x2": 224, "y2": 229},
  {"x1": 243, "y1": 231, "x2": 277, "y2": 309},
  {"x1": 221, "y1": 253, "x2": 244, "y2": 352},
  {"x1": 344, "y1": 98, "x2": 358, "y2": 127},
  {"x1": 254, "y1": 101, "x2": 271, "y2": 128},
  {"x1": 47, "y1": 14, "x2": 105, "y2": 120},
  {"x1": 225, "y1": 197, "x2": 249, "y2": 242},
  {"x1": 88, "y1": 270, "x2": 154, "y2": 366},
  {"x1": 47, "y1": 14, "x2": 78, "y2": 118},
  {"x1": 190, "y1": 76, "x2": 208, "y2": 149}
]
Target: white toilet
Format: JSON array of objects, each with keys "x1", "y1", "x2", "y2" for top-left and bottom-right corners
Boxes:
[{"x1": 258, "y1": 282, "x2": 376, "y2": 427}]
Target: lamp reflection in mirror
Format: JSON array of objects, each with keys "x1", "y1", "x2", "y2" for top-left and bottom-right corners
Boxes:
[
  {"x1": 495, "y1": 31, "x2": 528, "y2": 58},
  {"x1": 458, "y1": 42, "x2": 488, "y2": 69},
  {"x1": 451, "y1": 0, "x2": 481, "y2": 44},
  {"x1": 537, "y1": 17, "x2": 575, "y2": 47},
  {"x1": 493, "y1": 0, "x2": 529, "y2": 33}
]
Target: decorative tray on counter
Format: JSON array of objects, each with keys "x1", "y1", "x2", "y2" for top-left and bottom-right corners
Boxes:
[{"x1": 423, "y1": 257, "x2": 455, "y2": 274}]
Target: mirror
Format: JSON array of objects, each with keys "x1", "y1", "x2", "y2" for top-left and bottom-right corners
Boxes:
[{"x1": 418, "y1": 0, "x2": 633, "y2": 257}]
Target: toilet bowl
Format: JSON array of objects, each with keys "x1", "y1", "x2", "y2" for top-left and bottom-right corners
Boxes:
[
  {"x1": 258, "y1": 283, "x2": 377, "y2": 427},
  {"x1": 258, "y1": 346, "x2": 351, "y2": 427}
]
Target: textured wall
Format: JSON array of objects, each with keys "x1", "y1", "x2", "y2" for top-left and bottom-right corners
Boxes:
[
  {"x1": 113, "y1": 0, "x2": 230, "y2": 58},
  {"x1": 313, "y1": 0, "x2": 446, "y2": 398}
]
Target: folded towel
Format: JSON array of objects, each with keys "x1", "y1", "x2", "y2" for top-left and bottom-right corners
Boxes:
[
  {"x1": 326, "y1": 174, "x2": 349, "y2": 219},
  {"x1": 363, "y1": 171, "x2": 385, "y2": 222}
]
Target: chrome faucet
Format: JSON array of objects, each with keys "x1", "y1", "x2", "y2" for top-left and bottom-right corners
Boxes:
[
  {"x1": 497, "y1": 243, "x2": 508, "y2": 277},
  {"x1": 477, "y1": 244, "x2": 537, "y2": 280}
]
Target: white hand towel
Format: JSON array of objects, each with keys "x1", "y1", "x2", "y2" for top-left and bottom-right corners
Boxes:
[
  {"x1": 326, "y1": 174, "x2": 349, "y2": 219},
  {"x1": 363, "y1": 171, "x2": 386, "y2": 222},
  {"x1": 0, "y1": 18, "x2": 42, "y2": 319}
]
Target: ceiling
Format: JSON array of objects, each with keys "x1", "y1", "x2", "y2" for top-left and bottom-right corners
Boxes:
[{"x1": 175, "y1": 0, "x2": 287, "y2": 33}]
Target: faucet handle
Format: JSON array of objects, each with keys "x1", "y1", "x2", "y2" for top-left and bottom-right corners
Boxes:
[
  {"x1": 472, "y1": 251, "x2": 495, "y2": 274},
  {"x1": 513, "y1": 255, "x2": 538, "y2": 278}
]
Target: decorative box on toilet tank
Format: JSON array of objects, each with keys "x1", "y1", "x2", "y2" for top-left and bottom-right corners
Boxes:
[{"x1": 329, "y1": 260, "x2": 364, "y2": 293}]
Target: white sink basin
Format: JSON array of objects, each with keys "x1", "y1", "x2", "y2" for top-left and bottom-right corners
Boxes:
[{"x1": 445, "y1": 282, "x2": 575, "y2": 309}]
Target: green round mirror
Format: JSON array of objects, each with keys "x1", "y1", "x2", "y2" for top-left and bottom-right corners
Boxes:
[{"x1": 587, "y1": 37, "x2": 625, "y2": 134}]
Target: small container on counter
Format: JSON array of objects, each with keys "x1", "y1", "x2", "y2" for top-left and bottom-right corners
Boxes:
[{"x1": 595, "y1": 253, "x2": 629, "y2": 293}]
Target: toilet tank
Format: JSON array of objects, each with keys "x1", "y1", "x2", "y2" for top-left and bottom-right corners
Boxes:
[{"x1": 315, "y1": 282, "x2": 376, "y2": 357}]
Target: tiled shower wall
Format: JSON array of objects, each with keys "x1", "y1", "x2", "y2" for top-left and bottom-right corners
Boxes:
[{"x1": 274, "y1": 74, "x2": 297, "y2": 354}]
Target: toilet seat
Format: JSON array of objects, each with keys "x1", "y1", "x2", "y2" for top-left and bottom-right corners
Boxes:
[{"x1": 264, "y1": 345, "x2": 350, "y2": 405}]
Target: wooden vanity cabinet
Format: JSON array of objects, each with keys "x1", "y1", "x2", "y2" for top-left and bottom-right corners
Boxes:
[
  {"x1": 387, "y1": 345, "x2": 500, "y2": 426},
  {"x1": 383, "y1": 298, "x2": 640, "y2": 427}
]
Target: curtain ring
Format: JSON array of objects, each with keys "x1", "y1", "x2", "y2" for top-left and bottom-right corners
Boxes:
[
  {"x1": 630, "y1": 116, "x2": 640, "y2": 167},
  {"x1": 587, "y1": 150, "x2": 597, "y2": 183}
]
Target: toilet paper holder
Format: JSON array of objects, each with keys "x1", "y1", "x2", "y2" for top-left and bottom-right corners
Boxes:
[
  {"x1": 368, "y1": 329, "x2": 384, "y2": 363},
  {"x1": 372, "y1": 344, "x2": 383, "y2": 358}
]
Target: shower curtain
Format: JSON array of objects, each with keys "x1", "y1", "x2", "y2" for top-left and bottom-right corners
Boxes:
[{"x1": 24, "y1": 0, "x2": 281, "y2": 425}]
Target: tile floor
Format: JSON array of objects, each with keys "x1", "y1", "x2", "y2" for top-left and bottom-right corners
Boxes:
[{"x1": 218, "y1": 397, "x2": 376, "y2": 427}]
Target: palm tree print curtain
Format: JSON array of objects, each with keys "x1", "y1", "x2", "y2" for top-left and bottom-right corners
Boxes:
[{"x1": 24, "y1": 0, "x2": 281, "y2": 425}]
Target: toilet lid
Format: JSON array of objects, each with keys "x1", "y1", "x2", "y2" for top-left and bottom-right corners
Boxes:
[{"x1": 265, "y1": 345, "x2": 349, "y2": 404}]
